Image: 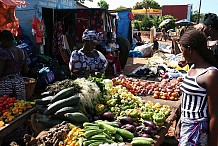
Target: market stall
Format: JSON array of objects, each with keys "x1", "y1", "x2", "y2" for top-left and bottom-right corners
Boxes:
[{"x1": 23, "y1": 74, "x2": 182, "y2": 146}]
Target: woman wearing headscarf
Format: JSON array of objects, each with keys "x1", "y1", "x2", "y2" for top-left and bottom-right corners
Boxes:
[
  {"x1": 176, "y1": 29, "x2": 218, "y2": 146},
  {"x1": 0, "y1": 30, "x2": 29, "y2": 99},
  {"x1": 69, "y1": 29, "x2": 107, "y2": 78}
]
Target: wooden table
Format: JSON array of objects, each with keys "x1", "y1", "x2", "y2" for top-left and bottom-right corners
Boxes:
[{"x1": 0, "y1": 107, "x2": 36, "y2": 144}]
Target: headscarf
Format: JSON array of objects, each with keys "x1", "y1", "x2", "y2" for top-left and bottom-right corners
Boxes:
[
  {"x1": 203, "y1": 13, "x2": 218, "y2": 30},
  {"x1": 82, "y1": 29, "x2": 103, "y2": 42}
]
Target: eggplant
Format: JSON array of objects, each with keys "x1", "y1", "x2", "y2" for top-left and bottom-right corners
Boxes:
[
  {"x1": 155, "y1": 125, "x2": 161, "y2": 131},
  {"x1": 143, "y1": 120, "x2": 156, "y2": 129},
  {"x1": 121, "y1": 124, "x2": 135, "y2": 132},
  {"x1": 132, "y1": 122, "x2": 139, "y2": 127},
  {"x1": 119, "y1": 116, "x2": 133, "y2": 125},
  {"x1": 142, "y1": 126, "x2": 153, "y2": 134},
  {"x1": 102, "y1": 112, "x2": 114, "y2": 121},
  {"x1": 135, "y1": 125, "x2": 144, "y2": 132},
  {"x1": 141, "y1": 133, "x2": 152, "y2": 138},
  {"x1": 115, "y1": 121, "x2": 122, "y2": 127},
  {"x1": 150, "y1": 129, "x2": 158, "y2": 137}
]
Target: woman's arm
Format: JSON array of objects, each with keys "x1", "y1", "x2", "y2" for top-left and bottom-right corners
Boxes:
[{"x1": 206, "y1": 70, "x2": 218, "y2": 146}]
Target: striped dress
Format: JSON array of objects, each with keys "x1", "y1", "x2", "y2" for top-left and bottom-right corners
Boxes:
[{"x1": 179, "y1": 65, "x2": 218, "y2": 146}]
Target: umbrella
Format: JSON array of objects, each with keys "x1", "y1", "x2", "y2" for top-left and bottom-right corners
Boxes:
[
  {"x1": 159, "y1": 19, "x2": 171, "y2": 27},
  {"x1": 175, "y1": 19, "x2": 193, "y2": 26}
]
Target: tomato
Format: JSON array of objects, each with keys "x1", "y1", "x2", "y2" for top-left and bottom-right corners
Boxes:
[
  {"x1": 3, "y1": 101, "x2": 7, "y2": 105},
  {"x1": 0, "y1": 100, "x2": 3, "y2": 104},
  {"x1": 171, "y1": 92, "x2": 178, "y2": 98},
  {"x1": 3, "y1": 95, "x2": 8, "y2": 98},
  {"x1": 9, "y1": 103, "x2": 14, "y2": 107}
]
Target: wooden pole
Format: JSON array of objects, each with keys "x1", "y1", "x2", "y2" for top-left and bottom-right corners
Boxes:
[{"x1": 197, "y1": 0, "x2": 202, "y2": 23}]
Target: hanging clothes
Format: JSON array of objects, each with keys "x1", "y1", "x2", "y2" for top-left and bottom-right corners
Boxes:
[
  {"x1": 52, "y1": 21, "x2": 63, "y2": 56},
  {"x1": 32, "y1": 16, "x2": 44, "y2": 43}
]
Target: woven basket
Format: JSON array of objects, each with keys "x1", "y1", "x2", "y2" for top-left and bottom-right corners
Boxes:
[{"x1": 23, "y1": 77, "x2": 37, "y2": 100}]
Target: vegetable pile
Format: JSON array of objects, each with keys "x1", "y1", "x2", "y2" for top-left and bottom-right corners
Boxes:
[
  {"x1": 32, "y1": 76, "x2": 181, "y2": 146},
  {"x1": 0, "y1": 94, "x2": 34, "y2": 127}
]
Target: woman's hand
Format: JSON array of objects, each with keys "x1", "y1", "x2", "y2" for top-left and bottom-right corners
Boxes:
[{"x1": 174, "y1": 118, "x2": 181, "y2": 140}]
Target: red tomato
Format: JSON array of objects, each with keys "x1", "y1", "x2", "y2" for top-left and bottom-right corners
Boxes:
[
  {"x1": 3, "y1": 101, "x2": 8, "y2": 105},
  {"x1": 3, "y1": 95, "x2": 8, "y2": 99}
]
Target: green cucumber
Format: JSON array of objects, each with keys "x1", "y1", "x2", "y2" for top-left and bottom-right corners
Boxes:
[
  {"x1": 97, "y1": 123, "x2": 116, "y2": 134},
  {"x1": 44, "y1": 94, "x2": 80, "y2": 116},
  {"x1": 54, "y1": 106, "x2": 80, "y2": 119},
  {"x1": 64, "y1": 112, "x2": 89, "y2": 123},
  {"x1": 115, "y1": 128, "x2": 134, "y2": 139},
  {"x1": 131, "y1": 139, "x2": 153, "y2": 146},
  {"x1": 51, "y1": 87, "x2": 76, "y2": 103},
  {"x1": 35, "y1": 96, "x2": 53, "y2": 105}
]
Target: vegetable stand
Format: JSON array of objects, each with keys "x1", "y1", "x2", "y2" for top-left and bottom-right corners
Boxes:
[
  {"x1": 0, "y1": 107, "x2": 36, "y2": 145},
  {"x1": 142, "y1": 96, "x2": 180, "y2": 146}
]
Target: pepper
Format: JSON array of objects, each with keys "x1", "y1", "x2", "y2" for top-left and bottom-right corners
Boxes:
[
  {"x1": 140, "y1": 112, "x2": 153, "y2": 121},
  {"x1": 95, "y1": 104, "x2": 105, "y2": 113},
  {"x1": 106, "y1": 99, "x2": 117, "y2": 107},
  {"x1": 152, "y1": 113, "x2": 165, "y2": 123},
  {"x1": 127, "y1": 109, "x2": 139, "y2": 118}
]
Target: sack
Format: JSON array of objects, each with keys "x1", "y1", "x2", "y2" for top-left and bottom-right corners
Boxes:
[
  {"x1": 134, "y1": 43, "x2": 154, "y2": 57},
  {"x1": 37, "y1": 67, "x2": 55, "y2": 87}
]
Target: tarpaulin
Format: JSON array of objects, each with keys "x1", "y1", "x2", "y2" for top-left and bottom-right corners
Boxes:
[{"x1": 0, "y1": 0, "x2": 28, "y2": 6}]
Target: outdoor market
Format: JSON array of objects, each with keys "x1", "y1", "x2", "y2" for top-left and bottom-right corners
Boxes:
[{"x1": 0, "y1": 0, "x2": 218, "y2": 146}]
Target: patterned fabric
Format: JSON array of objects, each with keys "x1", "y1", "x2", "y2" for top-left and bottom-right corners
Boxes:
[
  {"x1": 69, "y1": 49, "x2": 107, "y2": 74},
  {"x1": 0, "y1": 47, "x2": 27, "y2": 76},
  {"x1": 82, "y1": 29, "x2": 103, "y2": 42},
  {"x1": 52, "y1": 21, "x2": 64, "y2": 56},
  {"x1": 0, "y1": 74, "x2": 26, "y2": 100},
  {"x1": 179, "y1": 118, "x2": 208, "y2": 146}
]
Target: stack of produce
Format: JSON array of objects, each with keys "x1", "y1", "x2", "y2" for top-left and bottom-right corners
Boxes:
[
  {"x1": 0, "y1": 94, "x2": 35, "y2": 127},
  {"x1": 35, "y1": 78, "x2": 101, "y2": 128},
  {"x1": 111, "y1": 74, "x2": 183, "y2": 100}
]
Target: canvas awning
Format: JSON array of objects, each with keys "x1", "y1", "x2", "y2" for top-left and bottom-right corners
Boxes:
[{"x1": 0, "y1": 0, "x2": 28, "y2": 6}]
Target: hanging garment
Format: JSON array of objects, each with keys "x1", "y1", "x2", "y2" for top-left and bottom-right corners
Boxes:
[{"x1": 32, "y1": 16, "x2": 44, "y2": 43}]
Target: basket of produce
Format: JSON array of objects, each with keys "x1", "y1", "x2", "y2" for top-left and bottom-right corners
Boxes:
[{"x1": 23, "y1": 77, "x2": 37, "y2": 100}]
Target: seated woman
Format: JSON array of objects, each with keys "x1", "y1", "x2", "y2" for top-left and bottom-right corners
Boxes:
[
  {"x1": 0, "y1": 30, "x2": 29, "y2": 99},
  {"x1": 69, "y1": 29, "x2": 107, "y2": 78}
]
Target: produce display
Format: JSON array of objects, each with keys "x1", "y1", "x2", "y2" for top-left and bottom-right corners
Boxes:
[
  {"x1": 32, "y1": 76, "x2": 182, "y2": 146},
  {"x1": 111, "y1": 74, "x2": 183, "y2": 101},
  {"x1": 0, "y1": 94, "x2": 35, "y2": 127}
]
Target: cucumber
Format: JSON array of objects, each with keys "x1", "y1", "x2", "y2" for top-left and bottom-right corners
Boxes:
[
  {"x1": 51, "y1": 87, "x2": 76, "y2": 103},
  {"x1": 98, "y1": 123, "x2": 116, "y2": 134},
  {"x1": 36, "y1": 113, "x2": 64, "y2": 128},
  {"x1": 44, "y1": 94, "x2": 80, "y2": 116},
  {"x1": 35, "y1": 96, "x2": 53, "y2": 105},
  {"x1": 41, "y1": 91, "x2": 53, "y2": 97},
  {"x1": 115, "y1": 128, "x2": 134, "y2": 139},
  {"x1": 131, "y1": 139, "x2": 152, "y2": 146},
  {"x1": 114, "y1": 133, "x2": 123, "y2": 142},
  {"x1": 35, "y1": 105, "x2": 47, "y2": 114},
  {"x1": 65, "y1": 112, "x2": 89, "y2": 123},
  {"x1": 54, "y1": 106, "x2": 80, "y2": 119}
]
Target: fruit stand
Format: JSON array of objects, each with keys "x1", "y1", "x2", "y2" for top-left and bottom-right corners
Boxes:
[{"x1": 0, "y1": 107, "x2": 36, "y2": 145}]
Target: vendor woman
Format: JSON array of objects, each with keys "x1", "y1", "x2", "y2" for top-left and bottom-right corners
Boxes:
[
  {"x1": 69, "y1": 29, "x2": 107, "y2": 78},
  {"x1": 0, "y1": 30, "x2": 29, "y2": 99}
]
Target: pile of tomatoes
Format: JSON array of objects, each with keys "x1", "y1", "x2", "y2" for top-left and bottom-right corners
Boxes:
[{"x1": 0, "y1": 95, "x2": 16, "y2": 115}]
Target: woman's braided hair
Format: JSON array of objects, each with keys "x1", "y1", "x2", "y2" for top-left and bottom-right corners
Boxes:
[{"x1": 180, "y1": 29, "x2": 218, "y2": 67}]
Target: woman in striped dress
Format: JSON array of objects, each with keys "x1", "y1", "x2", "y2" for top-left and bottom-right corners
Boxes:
[{"x1": 177, "y1": 29, "x2": 218, "y2": 146}]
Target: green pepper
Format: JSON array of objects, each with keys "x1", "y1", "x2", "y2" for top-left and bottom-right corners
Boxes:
[
  {"x1": 140, "y1": 112, "x2": 153, "y2": 120},
  {"x1": 152, "y1": 113, "x2": 165, "y2": 123},
  {"x1": 128, "y1": 109, "x2": 139, "y2": 118},
  {"x1": 106, "y1": 99, "x2": 117, "y2": 107}
]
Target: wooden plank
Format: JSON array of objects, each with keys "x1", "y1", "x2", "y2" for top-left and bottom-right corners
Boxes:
[{"x1": 0, "y1": 107, "x2": 36, "y2": 137}]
